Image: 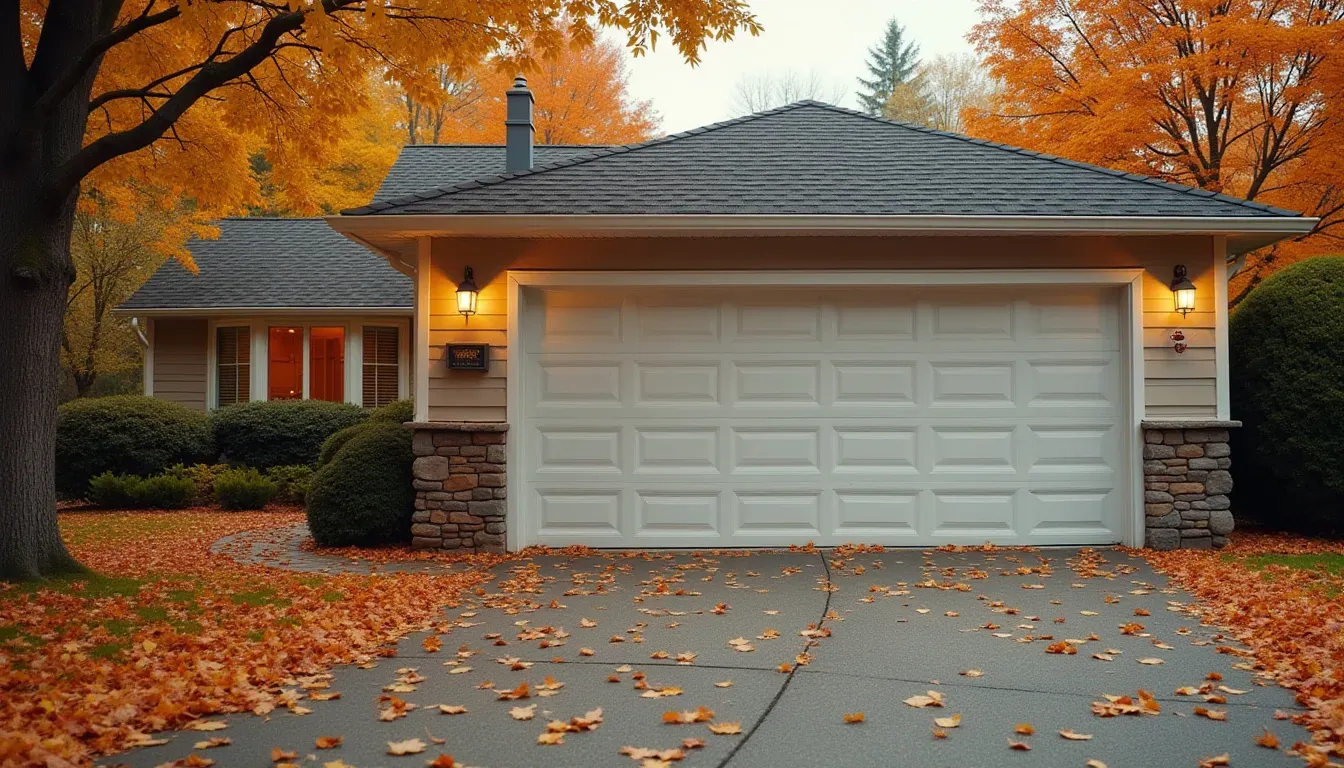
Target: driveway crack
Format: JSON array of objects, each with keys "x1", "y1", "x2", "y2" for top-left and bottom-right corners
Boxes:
[{"x1": 718, "y1": 548, "x2": 835, "y2": 768}]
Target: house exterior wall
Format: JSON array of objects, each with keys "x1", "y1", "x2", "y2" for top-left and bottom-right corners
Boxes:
[
  {"x1": 425, "y1": 234, "x2": 1222, "y2": 423},
  {"x1": 150, "y1": 318, "x2": 208, "y2": 411}
]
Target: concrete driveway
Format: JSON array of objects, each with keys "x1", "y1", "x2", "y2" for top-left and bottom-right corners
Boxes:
[{"x1": 107, "y1": 546, "x2": 1309, "y2": 767}]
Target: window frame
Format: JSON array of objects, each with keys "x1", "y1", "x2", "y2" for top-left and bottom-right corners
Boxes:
[{"x1": 206, "y1": 316, "x2": 409, "y2": 409}]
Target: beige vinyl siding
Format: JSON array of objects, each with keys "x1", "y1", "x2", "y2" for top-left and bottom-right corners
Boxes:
[
  {"x1": 152, "y1": 318, "x2": 208, "y2": 411},
  {"x1": 426, "y1": 234, "x2": 1219, "y2": 423}
]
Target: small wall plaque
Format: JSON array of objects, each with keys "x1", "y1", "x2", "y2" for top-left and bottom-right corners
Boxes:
[{"x1": 446, "y1": 344, "x2": 489, "y2": 371}]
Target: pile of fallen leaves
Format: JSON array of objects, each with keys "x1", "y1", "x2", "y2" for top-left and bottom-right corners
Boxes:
[
  {"x1": 1141, "y1": 532, "x2": 1344, "y2": 759},
  {"x1": 0, "y1": 511, "x2": 494, "y2": 766}
]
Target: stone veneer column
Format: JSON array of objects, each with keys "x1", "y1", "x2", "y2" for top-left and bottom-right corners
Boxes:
[
  {"x1": 1141, "y1": 420, "x2": 1237, "y2": 551},
  {"x1": 407, "y1": 422, "x2": 508, "y2": 553}
]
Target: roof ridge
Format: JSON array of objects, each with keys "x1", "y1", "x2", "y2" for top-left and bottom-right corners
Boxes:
[
  {"x1": 218, "y1": 216, "x2": 330, "y2": 222},
  {"x1": 343, "y1": 102, "x2": 819, "y2": 216},
  {"x1": 798, "y1": 101, "x2": 1301, "y2": 218}
]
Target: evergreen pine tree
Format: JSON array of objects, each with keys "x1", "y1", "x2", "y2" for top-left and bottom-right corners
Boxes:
[{"x1": 856, "y1": 19, "x2": 921, "y2": 115}]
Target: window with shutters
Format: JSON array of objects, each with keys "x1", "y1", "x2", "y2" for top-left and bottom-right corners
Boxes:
[
  {"x1": 216, "y1": 326, "x2": 251, "y2": 407},
  {"x1": 362, "y1": 326, "x2": 400, "y2": 408}
]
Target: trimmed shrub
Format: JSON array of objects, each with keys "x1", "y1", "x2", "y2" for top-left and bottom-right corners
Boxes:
[
  {"x1": 267, "y1": 464, "x2": 314, "y2": 504},
  {"x1": 86, "y1": 472, "x2": 196, "y2": 509},
  {"x1": 57, "y1": 395, "x2": 213, "y2": 497},
  {"x1": 368, "y1": 399, "x2": 414, "y2": 424},
  {"x1": 214, "y1": 467, "x2": 277, "y2": 510},
  {"x1": 211, "y1": 400, "x2": 366, "y2": 469},
  {"x1": 1230, "y1": 255, "x2": 1344, "y2": 531},
  {"x1": 317, "y1": 423, "x2": 369, "y2": 467},
  {"x1": 135, "y1": 474, "x2": 197, "y2": 509},
  {"x1": 307, "y1": 422, "x2": 414, "y2": 546},
  {"x1": 163, "y1": 463, "x2": 230, "y2": 503},
  {"x1": 87, "y1": 472, "x2": 141, "y2": 508}
]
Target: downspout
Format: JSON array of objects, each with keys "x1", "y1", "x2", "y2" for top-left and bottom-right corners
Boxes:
[{"x1": 130, "y1": 316, "x2": 150, "y2": 347}]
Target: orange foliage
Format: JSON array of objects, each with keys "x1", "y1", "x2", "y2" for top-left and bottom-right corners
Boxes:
[
  {"x1": 1142, "y1": 532, "x2": 1344, "y2": 757},
  {"x1": 968, "y1": 0, "x2": 1344, "y2": 302}
]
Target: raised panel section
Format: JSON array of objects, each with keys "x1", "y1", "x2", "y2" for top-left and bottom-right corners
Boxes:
[
  {"x1": 1030, "y1": 490, "x2": 1113, "y2": 532},
  {"x1": 1029, "y1": 427, "x2": 1112, "y2": 473},
  {"x1": 1028, "y1": 361, "x2": 1113, "y2": 407},
  {"x1": 733, "y1": 362, "x2": 821, "y2": 404},
  {"x1": 636, "y1": 305, "x2": 721, "y2": 342},
  {"x1": 833, "y1": 492, "x2": 920, "y2": 534},
  {"x1": 735, "y1": 305, "x2": 821, "y2": 341},
  {"x1": 931, "y1": 428, "x2": 1015, "y2": 473},
  {"x1": 835, "y1": 305, "x2": 915, "y2": 339},
  {"x1": 733, "y1": 493, "x2": 822, "y2": 534},
  {"x1": 637, "y1": 364, "x2": 719, "y2": 405},
  {"x1": 636, "y1": 493, "x2": 720, "y2": 534},
  {"x1": 731, "y1": 429, "x2": 820, "y2": 473},
  {"x1": 931, "y1": 302, "x2": 1013, "y2": 339},
  {"x1": 536, "y1": 491, "x2": 622, "y2": 536},
  {"x1": 537, "y1": 363, "x2": 621, "y2": 404},
  {"x1": 541, "y1": 304, "x2": 621, "y2": 344},
  {"x1": 932, "y1": 492, "x2": 1016, "y2": 533},
  {"x1": 832, "y1": 362, "x2": 916, "y2": 405},
  {"x1": 536, "y1": 429, "x2": 621, "y2": 473},
  {"x1": 635, "y1": 429, "x2": 719, "y2": 474},
  {"x1": 833, "y1": 429, "x2": 918, "y2": 473},
  {"x1": 1034, "y1": 299, "x2": 1109, "y2": 339},
  {"x1": 930, "y1": 363, "x2": 1014, "y2": 406}
]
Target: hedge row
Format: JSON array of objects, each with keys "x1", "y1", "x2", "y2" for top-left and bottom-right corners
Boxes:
[{"x1": 56, "y1": 397, "x2": 411, "y2": 498}]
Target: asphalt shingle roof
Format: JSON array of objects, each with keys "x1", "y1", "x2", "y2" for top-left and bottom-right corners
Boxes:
[
  {"x1": 373, "y1": 144, "x2": 610, "y2": 202},
  {"x1": 118, "y1": 218, "x2": 412, "y2": 311},
  {"x1": 346, "y1": 101, "x2": 1301, "y2": 219}
]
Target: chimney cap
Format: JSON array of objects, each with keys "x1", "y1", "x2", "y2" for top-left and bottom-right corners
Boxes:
[{"x1": 509, "y1": 74, "x2": 530, "y2": 91}]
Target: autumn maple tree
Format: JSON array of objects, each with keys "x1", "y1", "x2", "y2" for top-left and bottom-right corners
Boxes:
[
  {"x1": 0, "y1": 1, "x2": 759, "y2": 580},
  {"x1": 968, "y1": 0, "x2": 1344, "y2": 303}
]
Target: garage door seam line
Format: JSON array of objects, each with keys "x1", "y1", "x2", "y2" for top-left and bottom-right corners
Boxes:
[{"x1": 717, "y1": 550, "x2": 835, "y2": 768}]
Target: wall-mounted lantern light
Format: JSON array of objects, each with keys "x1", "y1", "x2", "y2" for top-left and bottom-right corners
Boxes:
[
  {"x1": 456, "y1": 266, "x2": 479, "y2": 317},
  {"x1": 1170, "y1": 264, "x2": 1196, "y2": 316}
]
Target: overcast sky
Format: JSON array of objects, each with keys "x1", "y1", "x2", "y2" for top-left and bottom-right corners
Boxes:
[{"x1": 603, "y1": 0, "x2": 984, "y2": 134}]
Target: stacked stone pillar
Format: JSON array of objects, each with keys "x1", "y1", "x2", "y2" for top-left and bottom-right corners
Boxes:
[
  {"x1": 408, "y1": 423, "x2": 508, "y2": 552},
  {"x1": 1141, "y1": 420, "x2": 1237, "y2": 550}
]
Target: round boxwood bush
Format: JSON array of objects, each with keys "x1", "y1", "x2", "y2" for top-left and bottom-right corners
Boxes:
[
  {"x1": 317, "y1": 423, "x2": 367, "y2": 467},
  {"x1": 56, "y1": 395, "x2": 213, "y2": 497},
  {"x1": 1230, "y1": 255, "x2": 1344, "y2": 531},
  {"x1": 306, "y1": 421, "x2": 414, "y2": 546},
  {"x1": 212, "y1": 400, "x2": 366, "y2": 469},
  {"x1": 368, "y1": 399, "x2": 414, "y2": 424}
]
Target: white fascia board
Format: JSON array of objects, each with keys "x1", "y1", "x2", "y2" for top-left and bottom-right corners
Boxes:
[{"x1": 327, "y1": 213, "x2": 1320, "y2": 239}]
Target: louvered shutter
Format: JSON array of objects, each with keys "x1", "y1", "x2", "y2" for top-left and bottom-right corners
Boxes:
[{"x1": 362, "y1": 326, "x2": 399, "y2": 408}]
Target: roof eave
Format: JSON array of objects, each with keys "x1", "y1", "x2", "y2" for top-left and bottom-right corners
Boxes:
[
  {"x1": 328, "y1": 213, "x2": 1317, "y2": 253},
  {"x1": 111, "y1": 306, "x2": 414, "y2": 317}
]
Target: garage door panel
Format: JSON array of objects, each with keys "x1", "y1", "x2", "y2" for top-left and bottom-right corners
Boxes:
[
  {"x1": 733, "y1": 492, "x2": 823, "y2": 535},
  {"x1": 931, "y1": 491, "x2": 1019, "y2": 535},
  {"x1": 832, "y1": 491, "x2": 922, "y2": 537},
  {"x1": 534, "y1": 428, "x2": 623, "y2": 474},
  {"x1": 636, "y1": 362, "x2": 721, "y2": 405},
  {"x1": 534, "y1": 490, "x2": 623, "y2": 538},
  {"x1": 732, "y1": 362, "x2": 822, "y2": 405},
  {"x1": 521, "y1": 285, "x2": 1128, "y2": 547},
  {"x1": 635, "y1": 492, "x2": 722, "y2": 536},
  {"x1": 634, "y1": 428, "x2": 720, "y2": 474},
  {"x1": 730, "y1": 428, "x2": 821, "y2": 473}
]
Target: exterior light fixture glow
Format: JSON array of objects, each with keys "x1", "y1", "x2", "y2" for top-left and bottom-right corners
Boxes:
[
  {"x1": 1170, "y1": 264, "x2": 1196, "y2": 316},
  {"x1": 456, "y1": 266, "x2": 479, "y2": 317}
]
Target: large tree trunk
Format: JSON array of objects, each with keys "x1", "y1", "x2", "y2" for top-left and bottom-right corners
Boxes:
[{"x1": 0, "y1": 183, "x2": 84, "y2": 581}]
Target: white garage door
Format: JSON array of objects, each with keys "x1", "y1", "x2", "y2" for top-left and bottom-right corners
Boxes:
[{"x1": 517, "y1": 284, "x2": 1129, "y2": 548}]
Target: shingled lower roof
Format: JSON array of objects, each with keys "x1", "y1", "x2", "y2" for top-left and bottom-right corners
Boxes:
[
  {"x1": 344, "y1": 101, "x2": 1301, "y2": 219},
  {"x1": 118, "y1": 218, "x2": 412, "y2": 312},
  {"x1": 373, "y1": 144, "x2": 611, "y2": 202}
]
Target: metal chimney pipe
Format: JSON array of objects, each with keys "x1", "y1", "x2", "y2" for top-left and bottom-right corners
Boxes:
[{"x1": 505, "y1": 75, "x2": 534, "y2": 173}]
